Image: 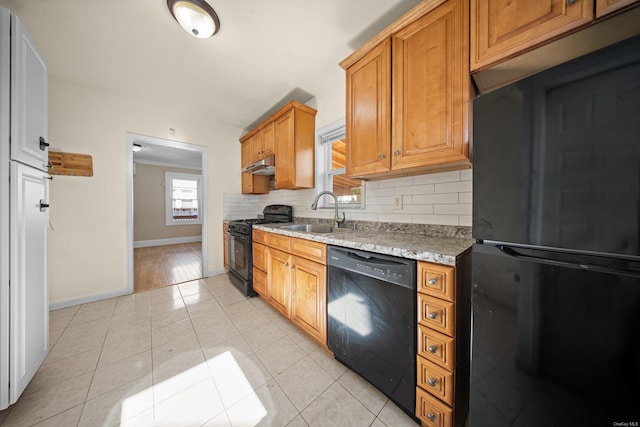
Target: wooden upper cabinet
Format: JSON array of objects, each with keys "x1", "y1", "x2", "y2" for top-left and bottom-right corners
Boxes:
[
  {"x1": 597, "y1": 0, "x2": 640, "y2": 17},
  {"x1": 345, "y1": 39, "x2": 391, "y2": 177},
  {"x1": 274, "y1": 104, "x2": 316, "y2": 190},
  {"x1": 250, "y1": 122, "x2": 275, "y2": 163},
  {"x1": 240, "y1": 100, "x2": 316, "y2": 192},
  {"x1": 392, "y1": 0, "x2": 470, "y2": 171},
  {"x1": 241, "y1": 140, "x2": 268, "y2": 194},
  {"x1": 261, "y1": 122, "x2": 275, "y2": 157},
  {"x1": 471, "y1": 0, "x2": 595, "y2": 72},
  {"x1": 342, "y1": 0, "x2": 471, "y2": 180},
  {"x1": 241, "y1": 140, "x2": 252, "y2": 168}
]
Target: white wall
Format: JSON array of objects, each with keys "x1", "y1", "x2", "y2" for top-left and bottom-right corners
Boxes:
[
  {"x1": 224, "y1": 169, "x2": 472, "y2": 226},
  {"x1": 48, "y1": 77, "x2": 241, "y2": 306}
]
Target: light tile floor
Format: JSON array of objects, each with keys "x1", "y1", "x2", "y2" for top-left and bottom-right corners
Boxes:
[{"x1": 0, "y1": 274, "x2": 418, "y2": 427}]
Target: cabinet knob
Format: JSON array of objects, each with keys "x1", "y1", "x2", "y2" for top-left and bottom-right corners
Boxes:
[
  {"x1": 428, "y1": 312, "x2": 438, "y2": 320},
  {"x1": 39, "y1": 136, "x2": 49, "y2": 151},
  {"x1": 427, "y1": 413, "x2": 436, "y2": 422},
  {"x1": 567, "y1": 0, "x2": 577, "y2": 4},
  {"x1": 428, "y1": 345, "x2": 438, "y2": 354},
  {"x1": 394, "y1": 150, "x2": 401, "y2": 156},
  {"x1": 39, "y1": 200, "x2": 49, "y2": 212},
  {"x1": 428, "y1": 278, "x2": 438, "y2": 286},
  {"x1": 285, "y1": 262, "x2": 289, "y2": 267},
  {"x1": 428, "y1": 378, "x2": 437, "y2": 387},
  {"x1": 379, "y1": 153, "x2": 385, "y2": 159}
]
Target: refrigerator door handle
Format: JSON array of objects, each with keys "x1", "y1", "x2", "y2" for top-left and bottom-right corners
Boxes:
[{"x1": 497, "y1": 245, "x2": 640, "y2": 278}]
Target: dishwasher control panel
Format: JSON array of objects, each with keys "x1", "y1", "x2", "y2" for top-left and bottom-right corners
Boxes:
[{"x1": 327, "y1": 246, "x2": 416, "y2": 289}]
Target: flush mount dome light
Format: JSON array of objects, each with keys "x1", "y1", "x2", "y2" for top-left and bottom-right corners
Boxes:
[{"x1": 167, "y1": 0, "x2": 220, "y2": 38}]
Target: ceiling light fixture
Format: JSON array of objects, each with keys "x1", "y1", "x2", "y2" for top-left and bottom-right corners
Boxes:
[
  {"x1": 133, "y1": 143, "x2": 143, "y2": 152},
  {"x1": 167, "y1": 0, "x2": 220, "y2": 39}
]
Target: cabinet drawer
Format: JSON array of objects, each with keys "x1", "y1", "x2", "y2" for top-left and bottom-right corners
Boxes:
[
  {"x1": 291, "y1": 237, "x2": 326, "y2": 264},
  {"x1": 417, "y1": 355, "x2": 454, "y2": 406},
  {"x1": 416, "y1": 387, "x2": 453, "y2": 427},
  {"x1": 418, "y1": 293, "x2": 454, "y2": 337},
  {"x1": 253, "y1": 267, "x2": 267, "y2": 297},
  {"x1": 418, "y1": 324, "x2": 455, "y2": 372},
  {"x1": 267, "y1": 233, "x2": 291, "y2": 252},
  {"x1": 418, "y1": 262, "x2": 455, "y2": 302},
  {"x1": 253, "y1": 243, "x2": 267, "y2": 271},
  {"x1": 253, "y1": 229, "x2": 267, "y2": 245}
]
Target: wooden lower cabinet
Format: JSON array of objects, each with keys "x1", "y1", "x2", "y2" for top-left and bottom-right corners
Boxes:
[
  {"x1": 416, "y1": 253, "x2": 471, "y2": 427},
  {"x1": 253, "y1": 266, "x2": 267, "y2": 297},
  {"x1": 253, "y1": 230, "x2": 328, "y2": 346},
  {"x1": 267, "y1": 248, "x2": 292, "y2": 318},
  {"x1": 416, "y1": 387, "x2": 453, "y2": 427},
  {"x1": 290, "y1": 256, "x2": 327, "y2": 343}
]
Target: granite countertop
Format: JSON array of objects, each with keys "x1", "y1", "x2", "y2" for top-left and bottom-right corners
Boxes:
[{"x1": 253, "y1": 223, "x2": 473, "y2": 266}]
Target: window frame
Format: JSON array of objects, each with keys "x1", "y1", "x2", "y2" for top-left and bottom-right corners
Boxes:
[
  {"x1": 315, "y1": 119, "x2": 365, "y2": 209},
  {"x1": 165, "y1": 171, "x2": 203, "y2": 226}
]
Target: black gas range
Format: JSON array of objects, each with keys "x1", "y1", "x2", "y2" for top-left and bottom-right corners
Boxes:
[{"x1": 227, "y1": 205, "x2": 293, "y2": 296}]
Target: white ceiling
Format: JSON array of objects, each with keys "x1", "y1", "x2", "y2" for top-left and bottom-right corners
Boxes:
[{"x1": 0, "y1": 0, "x2": 423, "y2": 165}]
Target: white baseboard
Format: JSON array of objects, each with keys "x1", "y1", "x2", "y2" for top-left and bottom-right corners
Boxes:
[
  {"x1": 134, "y1": 236, "x2": 202, "y2": 248},
  {"x1": 49, "y1": 288, "x2": 131, "y2": 311}
]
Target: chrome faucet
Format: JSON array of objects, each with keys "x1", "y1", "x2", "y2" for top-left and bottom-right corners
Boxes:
[{"x1": 311, "y1": 191, "x2": 346, "y2": 228}]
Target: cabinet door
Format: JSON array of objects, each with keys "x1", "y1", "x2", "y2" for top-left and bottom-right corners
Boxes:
[
  {"x1": 10, "y1": 14, "x2": 48, "y2": 171},
  {"x1": 241, "y1": 140, "x2": 251, "y2": 168},
  {"x1": 250, "y1": 133, "x2": 262, "y2": 163},
  {"x1": 267, "y1": 248, "x2": 291, "y2": 317},
  {"x1": 471, "y1": 0, "x2": 593, "y2": 71},
  {"x1": 290, "y1": 256, "x2": 327, "y2": 344},
  {"x1": 253, "y1": 267, "x2": 267, "y2": 297},
  {"x1": 261, "y1": 122, "x2": 275, "y2": 157},
  {"x1": 9, "y1": 162, "x2": 48, "y2": 404},
  {"x1": 274, "y1": 109, "x2": 295, "y2": 189},
  {"x1": 596, "y1": 0, "x2": 640, "y2": 17},
  {"x1": 345, "y1": 39, "x2": 391, "y2": 178},
  {"x1": 392, "y1": 0, "x2": 470, "y2": 171}
]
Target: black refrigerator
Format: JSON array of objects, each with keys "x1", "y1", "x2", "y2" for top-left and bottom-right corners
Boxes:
[{"x1": 470, "y1": 35, "x2": 640, "y2": 426}]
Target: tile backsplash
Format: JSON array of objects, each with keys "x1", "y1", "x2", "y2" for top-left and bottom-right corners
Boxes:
[{"x1": 223, "y1": 169, "x2": 472, "y2": 226}]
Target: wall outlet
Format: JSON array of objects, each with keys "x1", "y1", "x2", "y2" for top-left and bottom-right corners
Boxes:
[{"x1": 393, "y1": 194, "x2": 403, "y2": 209}]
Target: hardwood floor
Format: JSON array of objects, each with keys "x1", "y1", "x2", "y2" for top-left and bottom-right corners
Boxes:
[{"x1": 134, "y1": 242, "x2": 202, "y2": 293}]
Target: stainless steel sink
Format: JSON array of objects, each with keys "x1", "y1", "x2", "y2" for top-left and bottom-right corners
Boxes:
[{"x1": 278, "y1": 224, "x2": 347, "y2": 234}]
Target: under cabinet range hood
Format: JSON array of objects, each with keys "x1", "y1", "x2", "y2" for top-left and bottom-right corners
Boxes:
[{"x1": 242, "y1": 155, "x2": 275, "y2": 175}]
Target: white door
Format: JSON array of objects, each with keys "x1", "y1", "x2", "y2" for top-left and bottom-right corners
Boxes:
[
  {"x1": 9, "y1": 162, "x2": 48, "y2": 404},
  {"x1": 10, "y1": 13, "x2": 48, "y2": 171}
]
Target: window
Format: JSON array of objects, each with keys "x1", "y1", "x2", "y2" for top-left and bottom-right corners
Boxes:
[
  {"x1": 317, "y1": 120, "x2": 364, "y2": 208},
  {"x1": 165, "y1": 172, "x2": 202, "y2": 225}
]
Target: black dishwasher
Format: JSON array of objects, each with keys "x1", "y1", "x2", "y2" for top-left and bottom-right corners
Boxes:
[{"x1": 327, "y1": 245, "x2": 417, "y2": 419}]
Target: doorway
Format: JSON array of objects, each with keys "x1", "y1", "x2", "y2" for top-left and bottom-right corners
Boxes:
[{"x1": 125, "y1": 133, "x2": 208, "y2": 294}]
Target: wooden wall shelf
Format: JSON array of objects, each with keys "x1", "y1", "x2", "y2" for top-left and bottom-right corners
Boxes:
[{"x1": 48, "y1": 151, "x2": 93, "y2": 176}]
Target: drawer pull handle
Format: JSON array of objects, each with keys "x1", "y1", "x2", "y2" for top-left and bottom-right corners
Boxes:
[
  {"x1": 428, "y1": 345, "x2": 438, "y2": 354},
  {"x1": 428, "y1": 312, "x2": 438, "y2": 320},
  {"x1": 428, "y1": 278, "x2": 438, "y2": 286},
  {"x1": 427, "y1": 413, "x2": 436, "y2": 422},
  {"x1": 428, "y1": 378, "x2": 437, "y2": 387}
]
